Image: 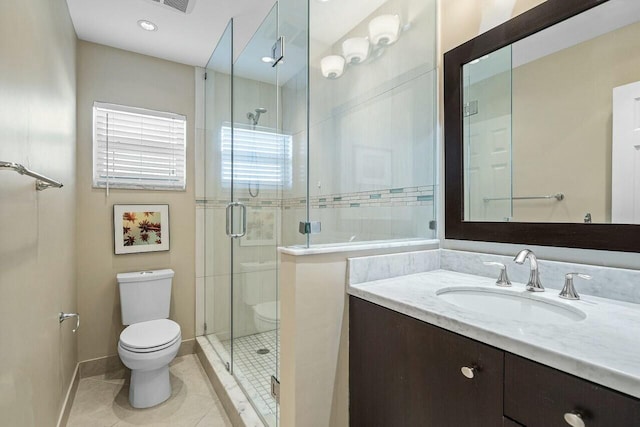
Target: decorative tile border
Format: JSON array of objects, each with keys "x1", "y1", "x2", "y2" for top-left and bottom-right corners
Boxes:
[
  {"x1": 196, "y1": 185, "x2": 436, "y2": 210},
  {"x1": 284, "y1": 185, "x2": 436, "y2": 210}
]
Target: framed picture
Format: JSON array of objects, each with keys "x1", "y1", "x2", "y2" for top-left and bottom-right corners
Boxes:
[
  {"x1": 114, "y1": 204, "x2": 170, "y2": 254},
  {"x1": 240, "y1": 207, "x2": 277, "y2": 247},
  {"x1": 354, "y1": 146, "x2": 392, "y2": 186}
]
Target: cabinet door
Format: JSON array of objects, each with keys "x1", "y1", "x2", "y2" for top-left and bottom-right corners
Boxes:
[
  {"x1": 349, "y1": 297, "x2": 504, "y2": 427},
  {"x1": 505, "y1": 353, "x2": 640, "y2": 426}
]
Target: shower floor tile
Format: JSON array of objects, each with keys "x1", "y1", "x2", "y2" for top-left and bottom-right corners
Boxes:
[
  {"x1": 221, "y1": 330, "x2": 279, "y2": 424},
  {"x1": 66, "y1": 354, "x2": 231, "y2": 427}
]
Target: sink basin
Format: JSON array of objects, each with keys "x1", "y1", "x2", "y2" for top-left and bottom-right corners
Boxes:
[{"x1": 436, "y1": 287, "x2": 586, "y2": 323}]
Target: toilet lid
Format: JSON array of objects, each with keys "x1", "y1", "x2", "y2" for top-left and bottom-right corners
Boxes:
[
  {"x1": 254, "y1": 301, "x2": 279, "y2": 321},
  {"x1": 120, "y1": 319, "x2": 181, "y2": 350}
]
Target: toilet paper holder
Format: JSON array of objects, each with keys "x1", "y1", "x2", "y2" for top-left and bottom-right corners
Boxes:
[{"x1": 59, "y1": 312, "x2": 80, "y2": 333}]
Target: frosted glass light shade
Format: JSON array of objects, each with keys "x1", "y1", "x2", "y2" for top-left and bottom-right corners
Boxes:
[
  {"x1": 342, "y1": 37, "x2": 370, "y2": 64},
  {"x1": 368, "y1": 14, "x2": 400, "y2": 46},
  {"x1": 320, "y1": 55, "x2": 345, "y2": 79}
]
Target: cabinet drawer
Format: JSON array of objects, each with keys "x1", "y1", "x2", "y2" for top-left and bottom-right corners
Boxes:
[
  {"x1": 505, "y1": 354, "x2": 640, "y2": 426},
  {"x1": 350, "y1": 297, "x2": 504, "y2": 426}
]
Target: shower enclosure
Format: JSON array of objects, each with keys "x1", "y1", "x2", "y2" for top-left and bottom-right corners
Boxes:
[
  {"x1": 200, "y1": 0, "x2": 437, "y2": 424},
  {"x1": 203, "y1": 9, "x2": 283, "y2": 426}
]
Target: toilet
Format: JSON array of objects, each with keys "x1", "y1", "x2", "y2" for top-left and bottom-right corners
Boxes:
[
  {"x1": 116, "y1": 269, "x2": 181, "y2": 409},
  {"x1": 240, "y1": 262, "x2": 279, "y2": 333}
]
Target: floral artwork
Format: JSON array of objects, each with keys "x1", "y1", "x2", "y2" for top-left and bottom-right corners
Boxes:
[
  {"x1": 114, "y1": 205, "x2": 169, "y2": 254},
  {"x1": 122, "y1": 211, "x2": 162, "y2": 246},
  {"x1": 240, "y1": 208, "x2": 277, "y2": 246}
]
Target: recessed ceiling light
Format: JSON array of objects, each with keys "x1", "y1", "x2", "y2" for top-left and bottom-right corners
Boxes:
[
  {"x1": 261, "y1": 56, "x2": 275, "y2": 63},
  {"x1": 138, "y1": 20, "x2": 158, "y2": 32}
]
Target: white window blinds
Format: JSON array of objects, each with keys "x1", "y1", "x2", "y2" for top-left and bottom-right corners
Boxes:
[
  {"x1": 221, "y1": 124, "x2": 293, "y2": 188},
  {"x1": 93, "y1": 102, "x2": 187, "y2": 190}
]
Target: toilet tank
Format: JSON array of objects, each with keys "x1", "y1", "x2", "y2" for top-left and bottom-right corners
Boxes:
[
  {"x1": 239, "y1": 261, "x2": 277, "y2": 306},
  {"x1": 117, "y1": 269, "x2": 174, "y2": 325}
]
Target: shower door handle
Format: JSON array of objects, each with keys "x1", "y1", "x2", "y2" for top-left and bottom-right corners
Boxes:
[{"x1": 225, "y1": 202, "x2": 247, "y2": 239}]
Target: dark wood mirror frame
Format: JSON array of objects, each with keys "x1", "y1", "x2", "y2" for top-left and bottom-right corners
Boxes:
[{"x1": 443, "y1": 0, "x2": 640, "y2": 253}]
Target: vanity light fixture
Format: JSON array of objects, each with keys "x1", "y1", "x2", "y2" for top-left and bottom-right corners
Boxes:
[
  {"x1": 321, "y1": 13, "x2": 403, "y2": 80},
  {"x1": 137, "y1": 20, "x2": 158, "y2": 32},
  {"x1": 342, "y1": 37, "x2": 370, "y2": 64},
  {"x1": 320, "y1": 55, "x2": 345, "y2": 79},
  {"x1": 368, "y1": 14, "x2": 400, "y2": 46},
  {"x1": 468, "y1": 55, "x2": 490, "y2": 65}
]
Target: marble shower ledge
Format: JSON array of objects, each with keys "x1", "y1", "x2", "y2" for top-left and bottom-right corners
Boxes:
[
  {"x1": 348, "y1": 270, "x2": 640, "y2": 399},
  {"x1": 278, "y1": 239, "x2": 439, "y2": 256}
]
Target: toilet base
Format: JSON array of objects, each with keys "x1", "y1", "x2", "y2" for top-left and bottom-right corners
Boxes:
[{"x1": 129, "y1": 365, "x2": 171, "y2": 408}]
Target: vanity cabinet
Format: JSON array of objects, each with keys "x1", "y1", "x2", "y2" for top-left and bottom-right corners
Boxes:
[
  {"x1": 349, "y1": 296, "x2": 640, "y2": 427},
  {"x1": 349, "y1": 297, "x2": 504, "y2": 426},
  {"x1": 505, "y1": 354, "x2": 640, "y2": 426}
]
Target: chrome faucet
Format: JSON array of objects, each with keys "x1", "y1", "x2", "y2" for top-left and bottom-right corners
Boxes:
[
  {"x1": 514, "y1": 249, "x2": 544, "y2": 292},
  {"x1": 559, "y1": 273, "x2": 591, "y2": 300}
]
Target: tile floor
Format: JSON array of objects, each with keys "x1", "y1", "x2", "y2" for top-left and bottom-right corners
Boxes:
[
  {"x1": 221, "y1": 330, "x2": 279, "y2": 420},
  {"x1": 66, "y1": 354, "x2": 231, "y2": 427}
]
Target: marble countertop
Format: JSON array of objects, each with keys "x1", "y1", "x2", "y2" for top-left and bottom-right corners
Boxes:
[
  {"x1": 278, "y1": 239, "x2": 439, "y2": 256},
  {"x1": 348, "y1": 269, "x2": 640, "y2": 398}
]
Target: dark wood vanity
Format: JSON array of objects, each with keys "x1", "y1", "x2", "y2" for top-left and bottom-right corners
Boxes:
[
  {"x1": 349, "y1": 297, "x2": 640, "y2": 426},
  {"x1": 350, "y1": 0, "x2": 640, "y2": 424}
]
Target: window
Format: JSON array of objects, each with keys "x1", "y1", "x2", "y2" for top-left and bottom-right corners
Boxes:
[
  {"x1": 220, "y1": 124, "x2": 293, "y2": 189},
  {"x1": 93, "y1": 102, "x2": 186, "y2": 190}
]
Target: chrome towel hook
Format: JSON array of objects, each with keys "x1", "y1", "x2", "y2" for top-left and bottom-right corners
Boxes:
[{"x1": 59, "y1": 312, "x2": 80, "y2": 333}]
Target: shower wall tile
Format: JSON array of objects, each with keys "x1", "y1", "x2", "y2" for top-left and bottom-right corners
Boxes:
[
  {"x1": 196, "y1": 276, "x2": 205, "y2": 336},
  {"x1": 195, "y1": 205, "x2": 205, "y2": 278}
]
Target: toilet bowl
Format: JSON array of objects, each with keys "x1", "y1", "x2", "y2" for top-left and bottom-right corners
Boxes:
[
  {"x1": 117, "y1": 269, "x2": 181, "y2": 409},
  {"x1": 252, "y1": 301, "x2": 279, "y2": 333},
  {"x1": 239, "y1": 262, "x2": 279, "y2": 333}
]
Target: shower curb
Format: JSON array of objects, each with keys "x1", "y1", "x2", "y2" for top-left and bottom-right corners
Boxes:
[{"x1": 195, "y1": 336, "x2": 265, "y2": 427}]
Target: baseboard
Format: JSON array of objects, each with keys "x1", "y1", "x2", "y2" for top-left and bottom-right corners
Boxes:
[
  {"x1": 195, "y1": 336, "x2": 264, "y2": 427},
  {"x1": 79, "y1": 338, "x2": 197, "y2": 378},
  {"x1": 56, "y1": 363, "x2": 80, "y2": 427}
]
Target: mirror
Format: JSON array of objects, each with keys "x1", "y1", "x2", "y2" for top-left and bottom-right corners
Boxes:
[{"x1": 445, "y1": 0, "x2": 640, "y2": 252}]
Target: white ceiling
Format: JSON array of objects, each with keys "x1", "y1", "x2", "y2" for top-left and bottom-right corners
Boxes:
[{"x1": 65, "y1": 0, "x2": 275, "y2": 67}]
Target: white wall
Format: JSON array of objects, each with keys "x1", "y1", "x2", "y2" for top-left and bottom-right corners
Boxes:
[
  {"x1": 76, "y1": 41, "x2": 196, "y2": 362},
  {"x1": 0, "y1": 1, "x2": 78, "y2": 425}
]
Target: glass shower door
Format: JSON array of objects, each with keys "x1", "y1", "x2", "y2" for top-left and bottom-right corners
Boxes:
[
  {"x1": 231, "y1": 5, "x2": 281, "y2": 426},
  {"x1": 203, "y1": 21, "x2": 233, "y2": 369}
]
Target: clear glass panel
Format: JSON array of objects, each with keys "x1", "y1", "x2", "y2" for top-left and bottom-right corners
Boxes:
[
  {"x1": 307, "y1": 0, "x2": 438, "y2": 245},
  {"x1": 232, "y1": 5, "x2": 280, "y2": 426},
  {"x1": 203, "y1": 20, "x2": 233, "y2": 367},
  {"x1": 462, "y1": 45, "x2": 513, "y2": 222},
  {"x1": 279, "y1": 0, "x2": 310, "y2": 248}
]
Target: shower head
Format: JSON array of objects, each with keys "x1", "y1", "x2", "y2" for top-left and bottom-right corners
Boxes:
[{"x1": 247, "y1": 108, "x2": 268, "y2": 126}]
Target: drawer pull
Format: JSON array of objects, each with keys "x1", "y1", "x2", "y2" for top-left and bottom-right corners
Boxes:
[
  {"x1": 564, "y1": 411, "x2": 585, "y2": 427},
  {"x1": 461, "y1": 366, "x2": 475, "y2": 379}
]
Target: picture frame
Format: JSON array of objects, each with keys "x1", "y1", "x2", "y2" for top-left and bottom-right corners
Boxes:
[
  {"x1": 354, "y1": 146, "x2": 392, "y2": 186},
  {"x1": 113, "y1": 204, "x2": 170, "y2": 254},
  {"x1": 240, "y1": 207, "x2": 277, "y2": 247}
]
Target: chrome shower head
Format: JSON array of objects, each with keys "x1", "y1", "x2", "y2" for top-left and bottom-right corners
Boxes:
[{"x1": 247, "y1": 108, "x2": 267, "y2": 126}]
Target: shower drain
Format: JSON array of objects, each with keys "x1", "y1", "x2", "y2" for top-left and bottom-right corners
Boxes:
[{"x1": 257, "y1": 348, "x2": 270, "y2": 355}]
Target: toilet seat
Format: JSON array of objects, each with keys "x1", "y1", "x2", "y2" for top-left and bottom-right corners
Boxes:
[
  {"x1": 253, "y1": 301, "x2": 279, "y2": 322},
  {"x1": 120, "y1": 319, "x2": 181, "y2": 353}
]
